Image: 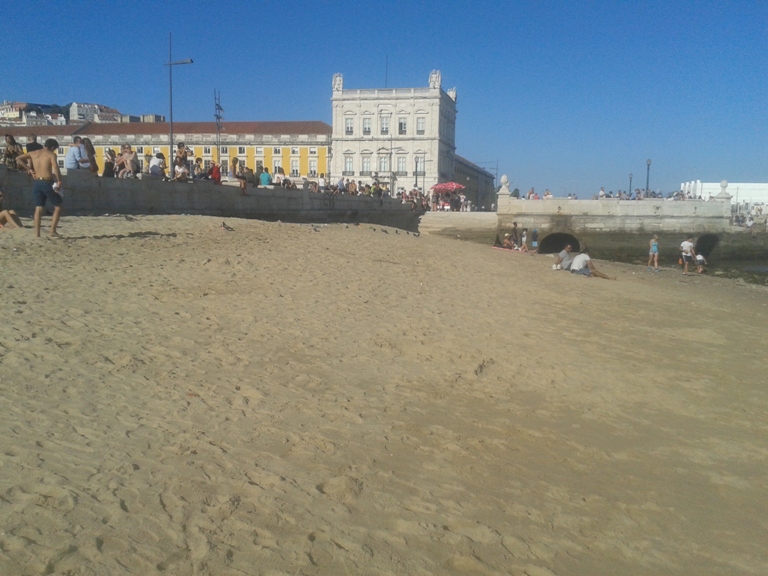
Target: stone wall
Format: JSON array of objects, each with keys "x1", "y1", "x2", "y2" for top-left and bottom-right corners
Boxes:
[{"x1": 0, "y1": 167, "x2": 420, "y2": 230}]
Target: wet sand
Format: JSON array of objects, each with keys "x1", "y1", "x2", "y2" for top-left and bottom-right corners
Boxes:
[{"x1": 1, "y1": 215, "x2": 766, "y2": 575}]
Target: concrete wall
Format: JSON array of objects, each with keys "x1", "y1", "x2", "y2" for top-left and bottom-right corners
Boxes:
[
  {"x1": 419, "y1": 196, "x2": 768, "y2": 262},
  {"x1": 0, "y1": 166, "x2": 421, "y2": 230}
]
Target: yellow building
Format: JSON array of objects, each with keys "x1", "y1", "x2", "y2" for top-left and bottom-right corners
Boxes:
[{"x1": 4, "y1": 121, "x2": 332, "y2": 179}]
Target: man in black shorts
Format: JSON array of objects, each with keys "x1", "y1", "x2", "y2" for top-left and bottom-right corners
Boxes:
[{"x1": 15, "y1": 138, "x2": 64, "y2": 237}]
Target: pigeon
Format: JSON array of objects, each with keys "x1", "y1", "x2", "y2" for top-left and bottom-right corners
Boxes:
[
  {"x1": 221, "y1": 221, "x2": 235, "y2": 231},
  {"x1": 124, "y1": 215, "x2": 137, "y2": 222},
  {"x1": 382, "y1": 229, "x2": 389, "y2": 234},
  {"x1": 395, "y1": 230, "x2": 399, "y2": 234},
  {"x1": 413, "y1": 232, "x2": 420, "y2": 238}
]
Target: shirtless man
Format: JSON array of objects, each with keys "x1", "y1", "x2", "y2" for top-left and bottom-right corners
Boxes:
[{"x1": 15, "y1": 138, "x2": 64, "y2": 237}]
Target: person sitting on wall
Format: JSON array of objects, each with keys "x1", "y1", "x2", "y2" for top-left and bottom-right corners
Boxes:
[
  {"x1": 193, "y1": 158, "x2": 204, "y2": 179},
  {"x1": 207, "y1": 160, "x2": 221, "y2": 184},
  {"x1": 260, "y1": 169, "x2": 272, "y2": 186},
  {"x1": 173, "y1": 157, "x2": 189, "y2": 181},
  {"x1": 149, "y1": 153, "x2": 167, "y2": 179},
  {"x1": 0, "y1": 189, "x2": 24, "y2": 229},
  {"x1": 570, "y1": 247, "x2": 614, "y2": 279}
]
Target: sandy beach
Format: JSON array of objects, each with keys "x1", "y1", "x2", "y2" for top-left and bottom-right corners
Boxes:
[{"x1": 1, "y1": 214, "x2": 766, "y2": 576}]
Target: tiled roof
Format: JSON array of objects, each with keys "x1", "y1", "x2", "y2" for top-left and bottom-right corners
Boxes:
[
  {"x1": 79, "y1": 121, "x2": 332, "y2": 136},
  {"x1": 2, "y1": 120, "x2": 332, "y2": 139},
  {"x1": 2, "y1": 125, "x2": 82, "y2": 137}
]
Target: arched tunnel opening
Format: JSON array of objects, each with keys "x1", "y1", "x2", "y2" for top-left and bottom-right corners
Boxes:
[
  {"x1": 538, "y1": 233, "x2": 581, "y2": 254},
  {"x1": 695, "y1": 234, "x2": 719, "y2": 258}
]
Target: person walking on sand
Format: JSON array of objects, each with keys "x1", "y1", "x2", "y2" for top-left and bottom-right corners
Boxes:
[
  {"x1": 680, "y1": 235, "x2": 696, "y2": 276},
  {"x1": 648, "y1": 234, "x2": 659, "y2": 271},
  {"x1": 15, "y1": 138, "x2": 64, "y2": 238}
]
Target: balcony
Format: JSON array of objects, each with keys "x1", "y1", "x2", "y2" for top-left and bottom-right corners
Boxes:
[
  {"x1": 342, "y1": 171, "x2": 355, "y2": 176},
  {"x1": 395, "y1": 171, "x2": 408, "y2": 177},
  {"x1": 360, "y1": 171, "x2": 372, "y2": 176},
  {"x1": 413, "y1": 171, "x2": 426, "y2": 176},
  {"x1": 363, "y1": 129, "x2": 371, "y2": 135}
]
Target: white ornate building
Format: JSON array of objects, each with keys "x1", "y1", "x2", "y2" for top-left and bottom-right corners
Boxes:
[{"x1": 330, "y1": 70, "x2": 458, "y2": 192}]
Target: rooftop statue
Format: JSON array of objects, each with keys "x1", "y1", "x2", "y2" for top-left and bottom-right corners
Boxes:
[
  {"x1": 429, "y1": 70, "x2": 442, "y2": 89},
  {"x1": 332, "y1": 73, "x2": 343, "y2": 92}
]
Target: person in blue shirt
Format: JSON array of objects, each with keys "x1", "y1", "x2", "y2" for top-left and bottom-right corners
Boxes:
[
  {"x1": 64, "y1": 137, "x2": 88, "y2": 170},
  {"x1": 259, "y1": 170, "x2": 272, "y2": 186}
]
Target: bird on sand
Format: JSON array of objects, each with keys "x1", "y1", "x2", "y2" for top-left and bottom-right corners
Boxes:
[{"x1": 221, "y1": 221, "x2": 235, "y2": 231}]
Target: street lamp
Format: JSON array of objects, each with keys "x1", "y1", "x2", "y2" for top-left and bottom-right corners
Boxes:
[
  {"x1": 164, "y1": 32, "x2": 193, "y2": 161},
  {"x1": 629, "y1": 173, "x2": 633, "y2": 195},
  {"x1": 645, "y1": 159, "x2": 651, "y2": 195}
]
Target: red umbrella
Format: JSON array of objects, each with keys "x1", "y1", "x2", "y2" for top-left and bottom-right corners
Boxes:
[{"x1": 430, "y1": 181, "x2": 466, "y2": 192}]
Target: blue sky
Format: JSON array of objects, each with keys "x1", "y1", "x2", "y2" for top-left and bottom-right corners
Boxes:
[{"x1": 3, "y1": 0, "x2": 766, "y2": 196}]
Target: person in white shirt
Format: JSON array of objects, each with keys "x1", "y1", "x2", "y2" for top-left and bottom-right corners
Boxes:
[
  {"x1": 318, "y1": 173, "x2": 326, "y2": 190},
  {"x1": 680, "y1": 235, "x2": 696, "y2": 276},
  {"x1": 570, "y1": 247, "x2": 613, "y2": 279}
]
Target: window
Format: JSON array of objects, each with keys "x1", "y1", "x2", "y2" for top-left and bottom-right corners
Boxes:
[
  {"x1": 273, "y1": 158, "x2": 282, "y2": 173},
  {"x1": 417, "y1": 117, "x2": 425, "y2": 135},
  {"x1": 58, "y1": 160, "x2": 64, "y2": 168},
  {"x1": 309, "y1": 147, "x2": 317, "y2": 155},
  {"x1": 398, "y1": 118, "x2": 407, "y2": 135},
  {"x1": 363, "y1": 118, "x2": 371, "y2": 135},
  {"x1": 397, "y1": 156, "x2": 406, "y2": 174},
  {"x1": 204, "y1": 159, "x2": 211, "y2": 170},
  {"x1": 154, "y1": 146, "x2": 162, "y2": 154},
  {"x1": 344, "y1": 156, "x2": 353, "y2": 175},
  {"x1": 58, "y1": 147, "x2": 64, "y2": 154},
  {"x1": 309, "y1": 159, "x2": 318, "y2": 177},
  {"x1": 291, "y1": 147, "x2": 299, "y2": 155},
  {"x1": 361, "y1": 156, "x2": 371, "y2": 175},
  {"x1": 138, "y1": 159, "x2": 145, "y2": 171},
  {"x1": 221, "y1": 146, "x2": 228, "y2": 155},
  {"x1": 203, "y1": 146, "x2": 211, "y2": 155},
  {"x1": 291, "y1": 159, "x2": 299, "y2": 177},
  {"x1": 415, "y1": 156, "x2": 425, "y2": 174},
  {"x1": 380, "y1": 115, "x2": 389, "y2": 135},
  {"x1": 238, "y1": 146, "x2": 246, "y2": 155},
  {"x1": 379, "y1": 156, "x2": 389, "y2": 172},
  {"x1": 221, "y1": 159, "x2": 228, "y2": 174},
  {"x1": 255, "y1": 147, "x2": 263, "y2": 155},
  {"x1": 136, "y1": 146, "x2": 144, "y2": 154},
  {"x1": 273, "y1": 147, "x2": 281, "y2": 155},
  {"x1": 345, "y1": 118, "x2": 353, "y2": 135},
  {"x1": 256, "y1": 160, "x2": 263, "y2": 171}
]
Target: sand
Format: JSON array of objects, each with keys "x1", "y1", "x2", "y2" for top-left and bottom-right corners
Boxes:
[{"x1": 0, "y1": 214, "x2": 766, "y2": 576}]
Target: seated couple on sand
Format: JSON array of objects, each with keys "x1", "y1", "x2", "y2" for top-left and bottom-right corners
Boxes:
[{"x1": 553, "y1": 245, "x2": 613, "y2": 279}]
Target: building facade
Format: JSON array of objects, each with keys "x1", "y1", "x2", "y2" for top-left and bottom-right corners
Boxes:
[
  {"x1": 2, "y1": 121, "x2": 331, "y2": 179},
  {"x1": 330, "y1": 70, "x2": 458, "y2": 192},
  {"x1": 454, "y1": 155, "x2": 496, "y2": 210}
]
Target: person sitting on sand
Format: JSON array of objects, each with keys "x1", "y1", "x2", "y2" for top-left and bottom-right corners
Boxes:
[
  {"x1": 0, "y1": 189, "x2": 24, "y2": 229},
  {"x1": 553, "y1": 244, "x2": 573, "y2": 270},
  {"x1": 502, "y1": 233, "x2": 515, "y2": 249},
  {"x1": 570, "y1": 247, "x2": 614, "y2": 279}
]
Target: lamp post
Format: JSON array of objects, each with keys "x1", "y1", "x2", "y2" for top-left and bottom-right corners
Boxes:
[
  {"x1": 645, "y1": 159, "x2": 651, "y2": 196},
  {"x1": 164, "y1": 33, "x2": 193, "y2": 161},
  {"x1": 629, "y1": 173, "x2": 633, "y2": 195}
]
